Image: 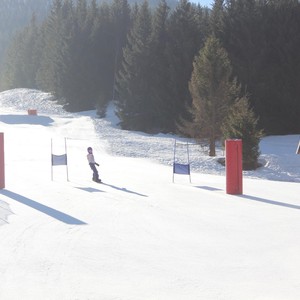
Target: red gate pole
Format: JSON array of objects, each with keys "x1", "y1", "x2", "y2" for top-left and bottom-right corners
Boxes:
[
  {"x1": 0, "y1": 133, "x2": 5, "y2": 189},
  {"x1": 226, "y1": 139, "x2": 242, "y2": 195}
]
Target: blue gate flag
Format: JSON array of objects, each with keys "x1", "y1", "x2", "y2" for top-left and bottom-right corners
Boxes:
[
  {"x1": 51, "y1": 154, "x2": 67, "y2": 166},
  {"x1": 173, "y1": 163, "x2": 190, "y2": 175}
]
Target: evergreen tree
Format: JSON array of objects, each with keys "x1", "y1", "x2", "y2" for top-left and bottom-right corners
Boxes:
[
  {"x1": 166, "y1": 0, "x2": 204, "y2": 131},
  {"x1": 222, "y1": 96, "x2": 264, "y2": 170},
  {"x1": 195, "y1": 3, "x2": 211, "y2": 40},
  {"x1": 110, "y1": 0, "x2": 132, "y2": 102},
  {"x1": 210, "y1": 0, "x2": 224, "y2": 37},
  {"x1": 187, "y1": 35, "x2": 238, "y2": 156},
  {"x1": 1, "y1": 14, "x2": 41, "y2": 90},
  {"x1": 147, "y1": 0, "x2": 172, "y2": 132},
  {"x1": 254, "y1": 0, "x2": 300, "y2": 133},
  {"x1": 3, "y1": 0, "x2": 299, "y2": 137},
  {"x1": 36, "y1": 0, "x2": 74, "y2": 102},
  {"x1": 220, "y1": 0, "x2": 265, "y2": 120},
  {"x1": 221, "y1": 0, "x2": 300, "y2": 134},
  {"x1": 0, "y1": 0, "x2": 51, "y2": 79},
  {"x1": 62, "y1": 0, "x2": 99, "y2": 111},
  {"x1": 88, "y1": 1, "x2": 114, "y2": 115},
  {"x1": 116, "y1": 1, "x2": 153, "y2": 131}
]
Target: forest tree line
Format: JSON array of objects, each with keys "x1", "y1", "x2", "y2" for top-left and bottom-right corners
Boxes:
[
  {"x1": 0, "y1": 0, "x2": 176, "y2": 68},
  {"x1": 1, "y1": 0, "x2": 300, "y2": 137},
  {"x1": 0, "y1": 0, "x2": 52, "y2": 68}
]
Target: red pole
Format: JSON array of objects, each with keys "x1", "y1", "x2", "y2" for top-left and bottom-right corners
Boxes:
[
  {"x1": 226, "y1": 139, "x2": 242, "y2": 194},
  {"x1": 0, "y1": 133, "x2": 5, "y2": 189}
]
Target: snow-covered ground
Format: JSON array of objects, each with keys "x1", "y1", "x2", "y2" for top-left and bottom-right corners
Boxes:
[{"x1": 0, "y1": 88, "x2": 300, "y2": 300}]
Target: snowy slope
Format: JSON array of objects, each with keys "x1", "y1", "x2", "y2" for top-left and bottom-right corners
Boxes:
[{"x1": 0, "y1": 89, "x2": 300, "y2": 300}]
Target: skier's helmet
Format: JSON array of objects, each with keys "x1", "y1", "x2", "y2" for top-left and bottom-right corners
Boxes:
[{"x1": 87, "y1": 147, "x2": 93, "y2": 152}]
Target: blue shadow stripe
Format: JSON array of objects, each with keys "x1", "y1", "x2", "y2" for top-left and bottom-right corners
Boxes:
[{"x1": 1, "y1": 190, "x2": 87, "y2": 225}]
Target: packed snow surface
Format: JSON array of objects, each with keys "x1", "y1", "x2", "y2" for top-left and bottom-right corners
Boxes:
[{"x1": 0, "y1": 89, "x2": 300, "y2": 300}]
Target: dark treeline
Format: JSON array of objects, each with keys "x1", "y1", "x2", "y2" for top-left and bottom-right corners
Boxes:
[
  {"x1": 218, "y1": 0, "x2": 300, "y2": 134},
  {"x1": 0, "y1": 0, "x2": 52, "y2": 68},
  {"x1": 1, "y1": 0, "x2": 300, "y2": 135},
  {"x1": 0, "y1": 0, "x2": 177, "y2": 70}
]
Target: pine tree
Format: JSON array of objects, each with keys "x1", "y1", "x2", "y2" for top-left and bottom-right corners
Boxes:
[
  {"x1": 220, "y1": 0, "x2": 300, "y2": 134},
  {"x1": 109, "y1": 0, "x2": 131, "y2": 105},
  {"x1": 116, "y1": 0, "x2": 153, "y2": 131},
  {"x1": 147, "y1": 0, "x2": 172, "y2": 132},
  {"x1": 187, "y1": 35, "x2": 238, "y2": 156},
  {"x1": 222, "y1": 96, "x2": 264, "y2": 170},
  {"x1": 62, "y1": 0, "x2": 99, "y2": 111},
  {"x1": 0, "y1": 0, "x2": 50, "y2": 79},
  {"x1": 210, "y1": 0, "x2": 224, "y2": 37},
  {"x1": 1, "y1": 13, "x2": 41, "y2": 90},
  {"x1": 166, "y1": 0, "x2": 204, "y2": 131},
  {"x1": 36, "y1": 0, "x2": 73, "y2": 101},
  {"x1": 220, "y1": 0, "x2": 264, "y2": 118},
  {"x1": 88, "y1": 1, "x2": 114, "y2": 115},
  {"x1": 254, "y1": 0, "x2": 300, "y2": 133}
]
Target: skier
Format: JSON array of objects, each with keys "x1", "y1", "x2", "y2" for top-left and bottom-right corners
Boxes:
[{"x1": 87, "y1": 147, "x2": 101, "y2": 183}]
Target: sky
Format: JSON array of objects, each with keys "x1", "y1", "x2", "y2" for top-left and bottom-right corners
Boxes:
[
  {"x1": 0, "y1": 88, "x2": 300, "y2": 300},
  {"x1": 192, "y1": 0, "x2": 213, "y2": 7}
]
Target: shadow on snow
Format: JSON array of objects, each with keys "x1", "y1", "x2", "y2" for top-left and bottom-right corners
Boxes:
[
  {"x1": 195, "y1": 185, "x2": 300, "y2": 210},
  {"x1": 102, "y1": 182, "x2": 148, "y2": 197},
  {"x1": 238, "y1": 194, "x2": 300, "y2": 210},
  {"x1": 1, "y1": 190, "x2": 87, "y2": 225},
  {"x1": 0, "y1": 114, "x2": 54, "y2": 126},
  {"x1": 75, "y1": 187, "x2": 104, "y2": 193}
]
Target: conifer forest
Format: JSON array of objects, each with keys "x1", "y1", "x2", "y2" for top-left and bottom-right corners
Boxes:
[{"x1": 1, "y1": 0, "x2": 300, "y2": 137}]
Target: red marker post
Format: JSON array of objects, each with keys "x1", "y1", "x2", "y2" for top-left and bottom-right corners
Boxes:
[
  {"x1": 226, "y1": 139, "x2": 242, "y2": 195},
  {"x1": 0, "y1": 133, "x2": 5, "y2": 189}
]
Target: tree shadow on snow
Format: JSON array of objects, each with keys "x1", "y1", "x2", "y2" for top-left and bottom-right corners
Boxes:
[
  {"x1": 1, "y1": 190, "x2": 87, "y2": 225},
  {"x1": 195, "y1": 186, "x2": 300, "y2": 210},
  {"x1": 237, "y1": 194, "x2": 300, "y2": 211},
  {"x1": 0, "y1": 114, "x2": 54, "y2": 126}
]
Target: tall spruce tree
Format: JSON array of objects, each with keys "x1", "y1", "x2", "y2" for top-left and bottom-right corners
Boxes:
[
  {"x1": 220, "y1": 0, "x2": 264, "y2": 120},
  {"x1": 116, "y1": 0, "x2": 153, "y2": 131},
  {"x1": 110, "y1": 0, "x2": 131, "y2": 103},
  {"x1": 36, "y1": 0, "x2": 74, "y2": 102},
  {"x1": 187, "y1": 35, "x2": 238, "y2": 156},
  {"x1": 221, "y1": 0, "x2": 300, "y2": 134},
  {"x1": 147, "y1": 0, "x2": 172, "y2": 132},
  {"x1": 62, "y1": 0, "x2": 98, "y2": 111},
  {"x1": 210, "y1": 0, "x2": 224, "y2": 37},
  {"x1": 1, "y1": 14, "x2": 41, "y2": 90},
  {"x1": 88, "y1": 2, "x2": 115, "y2": 115},
  {"x1": 0, "y1": 0, "x2": 51, "y2": 80},
  {"x1": 166, "y1": 0, "x2": 203, "y2": 131},
  {"x1": 254, "y1": 0, "x2": 300, "y2": 133},
  {"x1": 222, "y1": 96, "x2": 264, "y2": 170}
]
